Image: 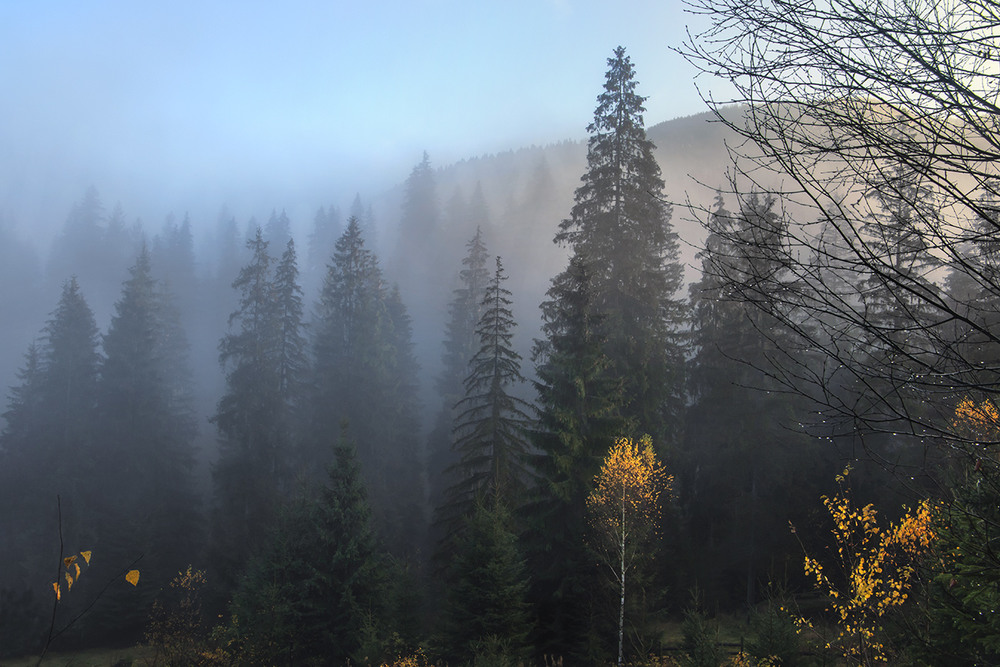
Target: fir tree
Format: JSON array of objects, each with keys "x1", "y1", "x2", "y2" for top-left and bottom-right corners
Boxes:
[
  {"x1": 553, "y1": 46, "x2": 686, "y2": 447},
  {"x1": 88, "y1": 247, "x2": 199, "y2": 639},
  {"x1": 212, "y1": 229, "x2": 288, "y2": 591},
  {"x1": 444, "y1": 256, "x2": 532, "y2": 521},
  {"x1": 527, "y1": 253, "x2": 627, "y2": 659},
  {"x1": 438, "y1": 499, "x2": 533, "y2": 665},
  {"x1": 428, "y1": 228, "x2": 491, "y2": 516},
  {"x1": 311, "y1": 217, "x2": 424, "y2": 554},
  {"x1": 231, "y1": 437, "x2": 386, "y2": 665}
]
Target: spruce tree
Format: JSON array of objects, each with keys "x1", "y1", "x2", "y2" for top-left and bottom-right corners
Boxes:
[
  {"x1": 438, "y1": 499, "x2": 533, "y2": 665},
  {"x1": 89, "y1": 247, "x2": 200, "y2": 638},
  {"x1": 311, "y1": 217, "x2": 424, "y2": 554},
  {"x1": 212, "y1": 229, "x2": 288, "y2": 591},
  {"x1": 428, "y1": 228, "x2": 490, "y2": 517},
  {"x1": 553, "y1": 46, "x2": 685, "y2": 447},
  {"x1": 527, "y1": 253, "x2": 627, "y2": 659},
  {"x1": 683, "y1": 192, "x2": 826, "y2": 609},
  {"x1": 443, "y1": 256, "x2": 532, "y2": 521},
  {"x1": 231, "y1": 438, "x2": 385, "y2": 665}
]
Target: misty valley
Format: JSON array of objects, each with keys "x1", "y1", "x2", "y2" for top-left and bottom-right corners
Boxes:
[{"x1": 2, "y1": 13, "x2": 1000, "y2": 666}]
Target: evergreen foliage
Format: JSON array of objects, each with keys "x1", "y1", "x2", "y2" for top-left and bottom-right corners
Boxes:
[
  {"x1": 428, "y1": 228, "x2": 491, "y2": 518},
  {"x1": 212, "y1": 229, "x2": 304, "y2": 591},
  {"x1": 437, "y1": 500, "x2": 533, "y2": 665},
  {"x1": 87, "y1": 248, "x2": 199, "y2": 637},
  {"x1": 526, "y1": 253, "x2": 627, "y2": 659},
  {"x1": 230, "y1": 439, "x2": 386, "y2": 665},
  {"x1": 310, "y1": 216, "x2": 424, "y2": 555},
  {"x1": 444, "y1": 256, "x2": 532, "y2": 521},
  {"x1": 553, "y1": 46, "x2": 686, "y2": 449}
]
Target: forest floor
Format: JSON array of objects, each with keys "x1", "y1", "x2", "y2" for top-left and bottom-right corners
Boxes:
[{"x1": 0, "y1": 645, "x2": 155, "y2": 667}]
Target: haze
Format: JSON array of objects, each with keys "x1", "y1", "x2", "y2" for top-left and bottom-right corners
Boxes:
[{"x1": 0, "y1": 0, "x2": 705, "y2": 244}]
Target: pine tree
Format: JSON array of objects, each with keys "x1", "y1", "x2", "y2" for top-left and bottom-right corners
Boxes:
[
  {"x1": 428, "y1": 228, "x2": 491, "y2": 516},
  {"x1": 231, "y1": 437, "x2": 386, "y2": 665},
  {"x1": 0, "y1": 280, "x2": 101, "y2": 647},
  {"x1": 88, "y1": 247, "x2": 200, "y2": 639},
  {"x1": 553, "y1": 46, "x2": 686, "y2": 447},
  {"x1": 264, "y1": 208, "x2": 292, "y2": 250},
  {"x1": 444, "y1": 256, "x2": 532, "y2": 521},
  {"x1": 393, "y1": 152, "x2": 439, "y2": 293},
  {"x1": 272, "y1": 239, "x2": 308, "y2": 415},
  {"x1": 438, "y1": 499, "x2": 533, "y2": 664},
  {"x1": 527, "y1": 253, "x2": 628, "y2": 659},
  {"x1": 683, "y1": 192, "x2": 826, "y2": 609},
  {"x1": 311, "y1": 217, "x2": 424, "y2": 554},
  {"x1": 212, "y1": 229, "x2": 288, "y2": 591}
]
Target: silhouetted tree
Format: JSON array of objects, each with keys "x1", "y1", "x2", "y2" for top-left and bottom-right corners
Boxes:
[
  {"x1": 443, "y1": 256, "x2": 532, "y2": 522},
  {"x1": 553, "y1": 46, "x2": 686, "y2": 448}
]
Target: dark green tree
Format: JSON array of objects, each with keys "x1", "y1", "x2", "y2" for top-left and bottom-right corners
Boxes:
[
  {"x1": 310, "y1": 217, "x2": 424, "y2": 554},
  {"x1": 212, "y1": 229, "x2": 292, "y2": 591},
  {"x1": 527, "y1": 253, "x2": 627, "y2": 659},
  {"x1": 272, "y1": 238, "x2": 309, "y2": 417},
  {"x1": 87, "y1": 247, "x2": 200, "y2": 639},
  {"x1": 683, "y1": 192, "x2": 825, "y2": 609},
  {"x1": 437, "y1": 499, "x2": 533, "y2": 664},
  {"x1": 443, "y1": 256, "x2": 532, "y2": 522},
  {"x1": 0, "y1": 279, "x2": 101, "y2": 650},
  {"x1": 553, "y1": 46, "x2": 686, "y2": 448},
  {"x1": 428, "y1": 228, "x2": 491, "y2": 517},
  {"x1": 230, "y1": 437, "x2": 386, "y2": 665}
]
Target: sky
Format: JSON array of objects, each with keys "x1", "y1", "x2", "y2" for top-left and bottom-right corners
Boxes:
[{"x1": 0, "y1": 1, "x2": 710, "y2": 242}]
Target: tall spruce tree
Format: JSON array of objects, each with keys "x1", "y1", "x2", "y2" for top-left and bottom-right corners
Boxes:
[
  {"x1": 311, "y1": 217, "x2": 424, "y2": 554},
  {"x1": 0, "y1": 280, "x2": 102, "y2": 649},
  {"x1": 212, "y1": 229, "x2": 294, "y2": 591},
  {"x1": 683, "y1": 193, "x2": 825, "y2": 608},
  {"x1": 527, "y1": 253, "x2": 628, "y2": 659},
  {"x1": 230, "y1": 437, "x2": 386, "y2": 665},
  {"x1": 428, "y1": 228, "x2": 491, "y2": 517},
  {"x1": 88, "y1": 247, "x2": 200, "y2": 639},
  {"x1": 553, "y1": 46, "x2": 685, "y2": 447},
  {"x1": 443, "y1": 256, "x2": 532, "y2": 522}
]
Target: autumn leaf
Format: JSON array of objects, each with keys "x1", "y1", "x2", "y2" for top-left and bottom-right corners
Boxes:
[
  {"x1": 63, "y1": 555, "x2": 77, "y2": 568},
  {"x1": 52, "y1": 582, "x2": 60, "y2": 601},
  {"x1": 125, "y1": 570, "x2": 140, "y2": 586},
  {"x1": 65, "y1": 572, "x2": 74, "y2": 591},
  {"x1": 80, "y1": 550, "x2": 92, "y2": 565}
]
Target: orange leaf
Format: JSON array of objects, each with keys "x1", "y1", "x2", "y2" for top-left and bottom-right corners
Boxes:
[
  {"x1": 125, "y1": 570, "x2": 140, "y2": 587},
  {"x1": 80, "y1": 550, "x2": 92, "y2": 565}
]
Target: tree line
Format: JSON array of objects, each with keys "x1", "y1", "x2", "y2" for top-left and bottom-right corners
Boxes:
[{"x1": 2, "y1": 27, "x2": 997, "y2": 665}]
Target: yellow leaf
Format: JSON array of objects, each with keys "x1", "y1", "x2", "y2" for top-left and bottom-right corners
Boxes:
[
  {"x1": 74, "y1": 563, "x2": 81, "y2": 579},
  {"x1": 65, "y1": 572, "x2": 73, "y2": 591},
  {"x1": 80, "y1": 550, "x2": 92, "y2": 565},
  {"x1": 52, "y1": 582, "x2": 60, "y2": 600},
  {"x1": 125, "y1": 570, "x2": 140, "y2": 586},
  {"x1": 63, "y1": 555, "x2": 77, "y2": 568}
]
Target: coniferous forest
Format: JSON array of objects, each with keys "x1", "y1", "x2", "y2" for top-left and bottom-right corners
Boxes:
[{"x1": 5, "y1": 6, "x2": 1000, "y2": 664}]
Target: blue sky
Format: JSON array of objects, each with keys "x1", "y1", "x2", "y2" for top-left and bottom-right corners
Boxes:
[{"x1": 0, "y1": 1, "x2": 710, "y2": 239}]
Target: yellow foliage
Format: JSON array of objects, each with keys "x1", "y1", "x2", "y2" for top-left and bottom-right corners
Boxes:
[
  {"x1": 587, "y1": 435, "x2": 672, "y2": 532},
  {"x1": 798, "y1": 468, "x2": 938, "y2": 664},
  {"x1": 51, "y1": 549, "x2": 91, "y2": 601},
  {"x1": 126, "y1": 569, "x2": 140, "y2": 586},
  {"x1": 953, "y1": 396, "x2": 1000, "y2": 442}
]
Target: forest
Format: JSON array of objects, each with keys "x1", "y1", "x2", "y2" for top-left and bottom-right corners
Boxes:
[{"x1": 4, "y1": 1, "x2": 1000, "y2": 665}]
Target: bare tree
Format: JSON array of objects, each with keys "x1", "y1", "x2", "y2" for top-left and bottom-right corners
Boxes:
[{"x1": 678, "y1": 0, "x2": 1000, "y2": 462}]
